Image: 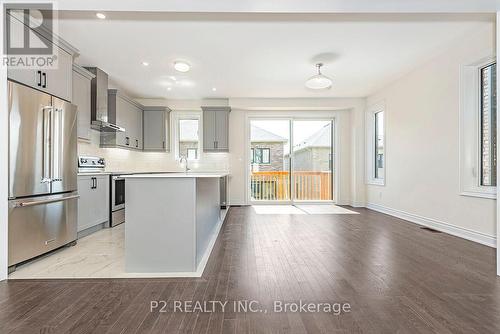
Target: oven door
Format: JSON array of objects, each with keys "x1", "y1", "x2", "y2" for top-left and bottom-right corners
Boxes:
[{"x1": 111, "y1": 176, "x2": 125, "y2": 211}]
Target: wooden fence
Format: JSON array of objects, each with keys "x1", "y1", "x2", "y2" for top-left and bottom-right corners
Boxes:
[{"x1": 250, "y1": 171, "x2": 333, "y2": 201}]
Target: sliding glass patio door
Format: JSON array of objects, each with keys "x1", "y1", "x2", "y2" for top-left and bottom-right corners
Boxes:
[
  {"x1": 292, "y1": 120, "x2": 334, "y2": 202},
  {"x1": 249, "y1": 118, "x2": 334, "y2": 203},
  {"x1": 250, "y1": 120, "x2": 291, "y2": 201}
]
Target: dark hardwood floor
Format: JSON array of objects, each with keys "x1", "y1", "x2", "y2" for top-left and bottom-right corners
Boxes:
[{"x1": 1, "y1": 206, "x2": 499, "y2": 333}]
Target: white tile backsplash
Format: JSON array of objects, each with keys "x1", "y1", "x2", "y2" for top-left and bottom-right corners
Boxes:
[{"x1": 78, "y1": 130, "x2": 229, "y2": 173}]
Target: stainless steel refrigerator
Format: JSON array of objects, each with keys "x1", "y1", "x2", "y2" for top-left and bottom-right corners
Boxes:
[{"x1": 8, "y1": 80, "x2": 78, "y2": 269}]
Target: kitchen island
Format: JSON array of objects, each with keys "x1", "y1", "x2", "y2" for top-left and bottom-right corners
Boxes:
[{"x1": 121, "y1": 173, "x2": 229, "y2": 276}]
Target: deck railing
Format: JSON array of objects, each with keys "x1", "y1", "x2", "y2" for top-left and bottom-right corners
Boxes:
[{"x1": 250, "y1": 171, "x2": 333, "y2": 201}]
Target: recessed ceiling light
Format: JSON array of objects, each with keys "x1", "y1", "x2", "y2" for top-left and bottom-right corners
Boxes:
[
  {"x1": 167, "y1": 87, "x2": 172, "y2": 91},
  {"x1": 142, "y1": 61, "x2": 149, "y2": 66},
  {"x1": 174, "y1": 61, "x2": 190, "y2": 73},
  {"x1": 96, "y1": 13, "x2": 106, "y2": 19},
  {"x1": 212, "y1": 87, "x2": 217, "y2": 92}
]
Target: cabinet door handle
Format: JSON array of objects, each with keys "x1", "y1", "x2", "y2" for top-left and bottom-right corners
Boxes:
[
  {"x1": 136, "y1": 139, "x2": 138, "y2": 148},
  {"x1": 94, "y1": 177, "x2": 98, "y2": 189},
  {"x1": 125, "y1": 137, "x2": 130, "y2": 146},
  {"x1": 37, "y1": 71, "x2": 42, "y2": 86},
  {"x1": 162, "y1": 141, "x2": 165, "y2": 149},
  {"x1": 42, "y1": 72, "x2": 47, "y2": 88}
]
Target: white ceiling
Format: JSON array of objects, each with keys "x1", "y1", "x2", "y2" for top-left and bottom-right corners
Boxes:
[
  {"x1": 53, "y1": 0, "x2": 500, "y2": 13},
  {"x1": 58, "y1": 12, "x2": 494, "y2": 99}
]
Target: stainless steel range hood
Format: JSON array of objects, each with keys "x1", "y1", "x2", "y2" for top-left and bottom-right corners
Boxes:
[{"x1": 84, "y1": 67, "x2": 125, "y2": 132}]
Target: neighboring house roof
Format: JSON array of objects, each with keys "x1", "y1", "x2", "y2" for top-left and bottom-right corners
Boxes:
[
  {"x1": 293, "y1": 123, "x2": 331, "y2": 151},
  {"x1": 251, "y1": 125, "x2": 288, "y2": 143}
]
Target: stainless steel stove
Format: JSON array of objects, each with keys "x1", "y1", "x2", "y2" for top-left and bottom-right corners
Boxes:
[{"x1": 78, "y1": 156, "x2": 106, "y2": 173}]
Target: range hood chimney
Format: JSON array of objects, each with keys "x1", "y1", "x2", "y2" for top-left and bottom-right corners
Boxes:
[{"x1": 84, "y1": 67, "x2": 125, "y2": 132}]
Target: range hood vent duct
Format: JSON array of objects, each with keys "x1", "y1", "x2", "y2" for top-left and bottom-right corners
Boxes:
[{"x1": 84, "y1": 67, "x2": 125, "y2": 132}]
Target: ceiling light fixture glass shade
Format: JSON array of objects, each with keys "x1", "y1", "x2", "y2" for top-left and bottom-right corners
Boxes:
[
  {"x1": 174, "y1": 61, "x2": 190, "y2": 72},
  {"x1": 305, "y1": 63, "x2": 332, "y2": 90}
]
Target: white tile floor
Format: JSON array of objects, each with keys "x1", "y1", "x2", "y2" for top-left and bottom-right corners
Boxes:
[{"x1": 9, "y1": 209, "x2": 229, "y2": 279}]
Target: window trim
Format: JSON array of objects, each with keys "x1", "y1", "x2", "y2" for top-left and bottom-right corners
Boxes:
[
  {"x1": 459, "y1": 56, "x2": 497, "y2": 199},
  {"x1": 366, "y1": 102, "x2": 386, "y2": 186}
]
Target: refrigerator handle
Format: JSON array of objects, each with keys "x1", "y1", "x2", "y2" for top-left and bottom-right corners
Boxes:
[
  {"x1": 14, "y1": 194, "x2": 80, "y2": 208},
  {"x1": 50, "y1": 108, "x2": 63, "y2": 183},
  {"x1": 41, "y1": 106, "x2": 52, "y2": 184}
]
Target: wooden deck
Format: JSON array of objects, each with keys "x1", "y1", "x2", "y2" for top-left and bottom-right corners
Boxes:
[{"x1": 251, "y1": 171, "x2": 333, "y2": 201}]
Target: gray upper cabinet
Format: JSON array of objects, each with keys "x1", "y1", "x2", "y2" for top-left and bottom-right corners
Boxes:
[
  {"x1": 202, "y1": 106, "x2": 231, "y2": 152},
  {"x1": 143, "y1": 106, "x2": 171, "y2": 151},
  {"x1": 72, "y1": 64, "x2": 95, "y2": 141},
  {"x1": 6, "y1": 12, "x2": 76, "y2": 102},
  {"x1": 102, "y1": 89, "x2": 144, "y2": 150}
]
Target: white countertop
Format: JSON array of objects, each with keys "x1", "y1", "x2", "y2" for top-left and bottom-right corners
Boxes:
[
  {"x1": 121, "y1": 172, "x2": 229, "y2": 178},
  {"x1": 77, "y1": 172, "x2": 111, "y2": 176}
]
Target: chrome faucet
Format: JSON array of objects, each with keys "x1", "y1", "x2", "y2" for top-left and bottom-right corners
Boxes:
[{"x1": 179, "y1": 155, "x2": 191, "y2": 173}]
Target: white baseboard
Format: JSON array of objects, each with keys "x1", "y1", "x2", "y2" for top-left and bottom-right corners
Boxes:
[{"x1": 366, "y1": 203, "x2": 496, "y2": 248}]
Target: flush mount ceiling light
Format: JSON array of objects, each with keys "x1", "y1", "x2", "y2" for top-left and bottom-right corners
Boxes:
[
  {"x1": 174, "y1": 61, "x2": 190, "y2": 73},
  {"x1": 142, "y1": 61, "x2": 149, "y2": 66},
  {"x1": 305, "y1": 63, "x2": 332, "y2": 90},
  {"x1": 96, "y1": 12, "x2": 106, "y2": 19},
  {"x1": 212, "y1": 87, "x2": 217, "y2": 92}
]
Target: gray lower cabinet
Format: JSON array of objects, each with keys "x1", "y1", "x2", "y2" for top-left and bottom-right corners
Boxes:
[
  {"x1": 102, "y1": 89, "x2": 144, "y2": 150},
  {"x1": 202, "y1": 106, "x2": 231, "y2": 152},
  {"x1": 143, "y1": 106, "x2": 170, "y2": 151},
  {"x1": 77, "y1": 175, "x2": 109, "y2": 232},
  {"x1": 72, "y1": 64, "x2": 95, "y2": 141},
  {"x1": 6, "y1": 12, "x2": 75, "y2": 102}
]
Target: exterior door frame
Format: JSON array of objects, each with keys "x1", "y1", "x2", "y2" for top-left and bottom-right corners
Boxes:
[{"x1": 246, "y1": 115, "x2": 339, "y2": 205}]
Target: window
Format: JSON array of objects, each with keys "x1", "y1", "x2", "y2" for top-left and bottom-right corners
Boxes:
[
  {"x1": 460, "y1": 57, "x2": 496, "y2": 199},
  {"x1": 366, "y1": 103, "x2": 385, "y2": 185},
  {"x1": 178, "y1": 118, "x2": 200, "y2": 160},
  {"x1": 252, "y1": 148, "x2": 271, "y2": 164},
  {"x1": 374, "y1": 111, "x2": 385, "y2": 179},
  {"x1": 187, "y1": 148, "x2": 198, "y2": 160},
  {"x1": 480, "y1": 63, "x2": 497, "y2": 187}
]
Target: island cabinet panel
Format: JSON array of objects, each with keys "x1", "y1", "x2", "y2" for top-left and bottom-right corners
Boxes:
[
  {"x1": 72, "y1": 64, "x2": 95, "y2": 141},
  {"x1": 123, "y1": 174, "x2": 227, "y2": 274},
  {"x1": 202, "y1": 106, "x2": 231, "y2": 152},
  {"x1": 102, "y1": 89, "x2": 144, "y2": 150},
  {"x1": 6, "y1": 12, "x2": 75, "y2": 102},
  {"x1": 143, "y1": 106, "x2": 170, "y2": 151},
  {"x1": 77, "y1": 175, "x2": 109, "y2": 232}
]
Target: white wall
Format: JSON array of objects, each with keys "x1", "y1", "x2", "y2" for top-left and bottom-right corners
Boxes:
[{"x1": 365, "y1": 23, "x2": 497, "y2": 243}]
